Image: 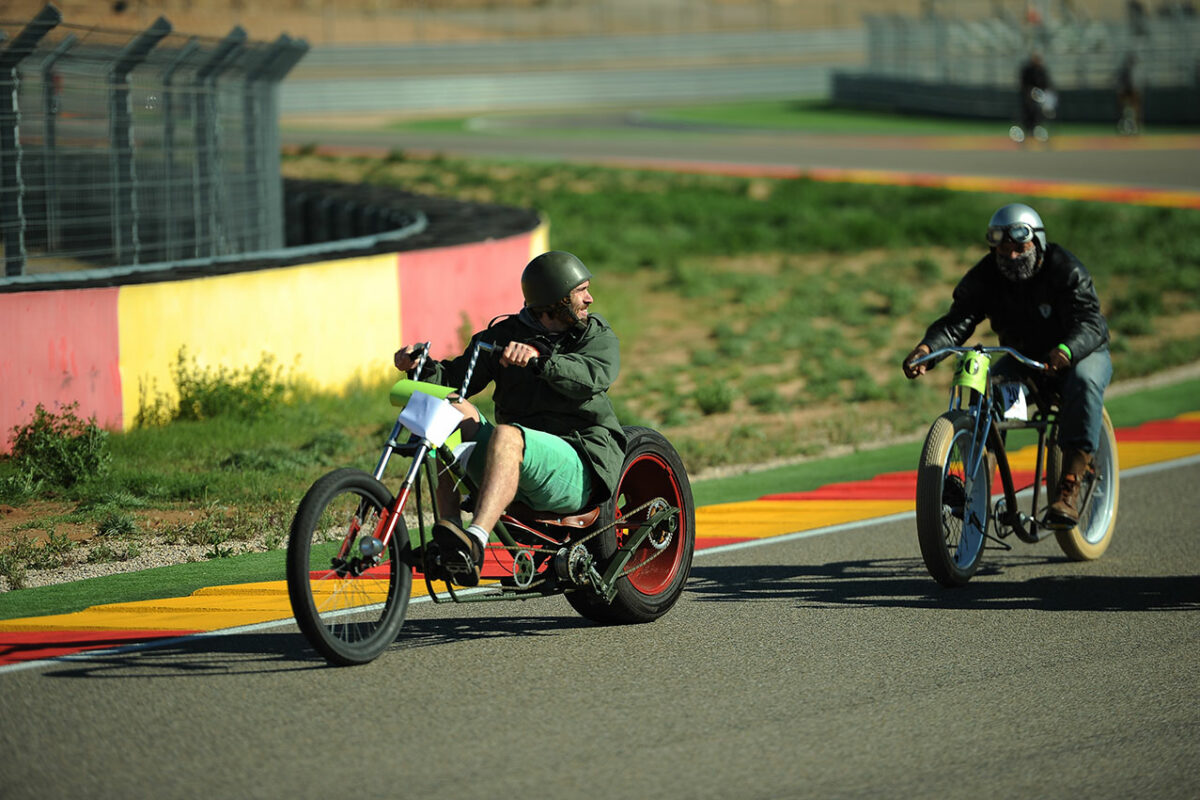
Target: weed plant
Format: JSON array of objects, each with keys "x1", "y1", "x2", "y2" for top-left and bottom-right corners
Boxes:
[{"x1": 4, "y1": 403, "x2": 111, "y2": 492}]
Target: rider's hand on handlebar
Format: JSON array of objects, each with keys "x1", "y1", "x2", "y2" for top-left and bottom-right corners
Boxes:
[
  {"x1": 1043, "y1": 347, "x2": 1071, "y2": 375},
  {"x1": 902, "y1": 344, "x2": 932, "y2": 379},
  {"x1": 498, "y1": 341, "x2": 542, "y2": 368},
  {"x1": 394, "y1": 344, "x2": 425, "y2": 372}
]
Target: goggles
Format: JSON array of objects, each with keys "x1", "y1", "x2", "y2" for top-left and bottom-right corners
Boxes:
[{"x1": 986, "y1": 222, "x2": 1042, "y2": 246}]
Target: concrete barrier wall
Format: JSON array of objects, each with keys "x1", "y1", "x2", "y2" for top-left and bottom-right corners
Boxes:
[
  {"x1": 0, "y1": 288, "x2": 125, "y2": 437},
  {"x1": 832, "y1": 72, "x2": 1200, "y2": 124},
  {"x1": 0, "y1": 221, "x2": 548, "y2": 450}
]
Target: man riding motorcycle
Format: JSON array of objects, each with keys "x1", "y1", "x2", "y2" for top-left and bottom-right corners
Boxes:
[
  {"x1": 393, "y1": 250, "x2": 625, "y2": 586},
  {"x1": 902, "y1": 203, "x2": 1112, "y2": 528}
]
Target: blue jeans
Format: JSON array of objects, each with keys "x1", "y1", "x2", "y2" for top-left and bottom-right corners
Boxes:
[{"x1": 993, "y1": 347, "x2": 1113, "y2": 453}]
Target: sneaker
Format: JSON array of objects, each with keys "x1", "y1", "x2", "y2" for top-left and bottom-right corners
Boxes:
[{"x1": 432, "y1": 519, "x2": 483, "y2": 586}]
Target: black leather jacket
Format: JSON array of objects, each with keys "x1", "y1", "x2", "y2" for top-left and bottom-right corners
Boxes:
[{"x1": 919, "y1": 243, "x2": 1109, "y2": 362}]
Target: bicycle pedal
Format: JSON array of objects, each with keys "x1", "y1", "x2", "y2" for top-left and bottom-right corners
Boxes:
[{"x1": 1039, "y1": 515, "x2": 1074, "y2": 531}]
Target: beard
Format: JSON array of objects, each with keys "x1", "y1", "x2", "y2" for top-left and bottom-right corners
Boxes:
[{"x1": 995, "y1": 247, "x2": 1040, "y2": 281}]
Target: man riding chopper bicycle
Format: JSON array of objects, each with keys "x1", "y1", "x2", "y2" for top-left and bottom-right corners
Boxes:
[
  {"x1": 903, "y1": 202, "x2": 1112, "y2": 528},
  {"x1": 393, "y1": 250, "x2": 625, "y2": 586}
]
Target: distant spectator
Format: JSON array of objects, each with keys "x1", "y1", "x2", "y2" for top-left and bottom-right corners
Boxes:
[
  {"x1": 1115, "y1": 53, "x2": 1143, "y2": 134},
  {"x1": 1017, "y1": 53, "x2": 1054, "y2": 143}
]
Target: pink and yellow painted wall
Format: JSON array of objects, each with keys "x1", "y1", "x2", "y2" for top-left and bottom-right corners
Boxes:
[{"x1": 0, "y1": 222, "x2": 549, "y2": 449}]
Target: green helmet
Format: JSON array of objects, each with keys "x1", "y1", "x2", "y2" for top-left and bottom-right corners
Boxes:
[{"x1": 521, "y1": 250, "x2": 592, "y2": 310}]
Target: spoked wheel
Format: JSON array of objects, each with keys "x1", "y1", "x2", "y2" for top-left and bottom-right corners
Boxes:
[
  {"x1": 566, "y1": 426, "x2": 695, "y2": 623},
  {"x1": 287, "y1": 468, "x2": 412, "y2": 666},
  {"x1": 1047, "y1": 407, "x2": 1120, "y2": 561},
  {"x1": 915, "y1": 411, "x2": 992, "y2": 587}
]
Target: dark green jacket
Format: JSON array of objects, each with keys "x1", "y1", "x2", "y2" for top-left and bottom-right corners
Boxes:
[{"x1": 416, "y1": 311, "x2": 626, "y2": 504}]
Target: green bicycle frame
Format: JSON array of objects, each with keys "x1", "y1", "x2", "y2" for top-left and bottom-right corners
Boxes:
[{"x1": 947, "y1": 350, "x2": 994, "y2": 492}]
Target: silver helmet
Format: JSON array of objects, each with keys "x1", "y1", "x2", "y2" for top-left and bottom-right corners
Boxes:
[{"x1": 986, "y1": 203, "x2": 1047, "y2": 252}]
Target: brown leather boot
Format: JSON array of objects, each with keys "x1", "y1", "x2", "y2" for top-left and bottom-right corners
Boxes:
[{"x1": 1046, "y1": 450, "x2": 1092, "y2": 527}]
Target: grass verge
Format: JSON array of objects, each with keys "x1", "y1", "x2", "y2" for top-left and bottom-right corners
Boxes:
[{"x1": 2, "y1": 377, "x2": 1196, "y2": 623}]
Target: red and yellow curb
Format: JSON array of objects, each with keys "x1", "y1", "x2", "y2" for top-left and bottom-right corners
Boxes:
[{"x1": 2, "y1": 412, "x2": 1198, "y2": 666}]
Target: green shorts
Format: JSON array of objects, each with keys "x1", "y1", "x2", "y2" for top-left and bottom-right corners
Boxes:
[{"x1": 465, "y1": 421, "x2": 593, "y2": 514}]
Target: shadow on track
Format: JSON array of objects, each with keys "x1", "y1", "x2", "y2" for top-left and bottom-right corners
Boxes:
[
  {"x1": 687, "y1": 559, "x2": 1200, "y2": 613},
  {"x1": 38, "y1": 613, "x2": 594, "y2": 679}
]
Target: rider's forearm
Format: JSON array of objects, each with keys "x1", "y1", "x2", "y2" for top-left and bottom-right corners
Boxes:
[{"x1": 537, "y1": 351, "x2": 619, "y2": 399}]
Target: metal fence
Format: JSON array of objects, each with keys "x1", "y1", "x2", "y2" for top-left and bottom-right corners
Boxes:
[
  {"x1": 863, "y1": 6, "x2": 1200, "y2": 89},
  {"x1": 0, "y1": 5, "x2": 307, "y2": 277}
]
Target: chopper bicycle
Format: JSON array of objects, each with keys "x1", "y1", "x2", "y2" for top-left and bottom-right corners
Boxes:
[
  {"x1": 286, "y1": 340, "x2": 696, "y2": 666},
  {"x1": 909, "y1": 345, "x2": 1119, "y2": 587}
]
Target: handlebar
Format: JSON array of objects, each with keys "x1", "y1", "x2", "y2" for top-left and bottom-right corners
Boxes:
[
  {"x1": 410, "y1": 341, "x2": 431, "y2": 379},
  {"x1": 911, "y1": 345, "x2": 1047, "y2": 372},
  {"x1": 459, "y1": 340, "x2": 540, "y2": 398},
  {"x1": 404, "y1": 340, "x2": 542, "y2": 400}
]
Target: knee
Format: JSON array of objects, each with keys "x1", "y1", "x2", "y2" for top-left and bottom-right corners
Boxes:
[
  {"x1": 490, "y1": 424, "x2": 526, "y2": 460},
  {"x1": 1067, "y1": 352, "x2": 1112, "y2": 393},
  {"x1": 454, "y1": 398, "x2": 481, "y2": 424},
  {"x1": 1067, "y1": 365, "x2": 1107, "y2": 395}
]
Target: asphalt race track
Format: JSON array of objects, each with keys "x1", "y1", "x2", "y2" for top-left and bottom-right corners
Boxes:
[
  {"x1": 1, "y1": 458, "x2": 1198, "y2": 798},
  {"x1": 2, "y1": 116, "x2": 1198, "y2": 799},
  {"x1": 281, "y1": 112, "x2": 1200, "y2": 199}
]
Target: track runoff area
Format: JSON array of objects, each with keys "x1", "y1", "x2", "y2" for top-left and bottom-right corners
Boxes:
[
  {"x1": 4, "y1": 162, "x2": 1200, "y2": 671},
  {"x1": 2, "y1": 411, "x2": 1197, "y2": 672}
]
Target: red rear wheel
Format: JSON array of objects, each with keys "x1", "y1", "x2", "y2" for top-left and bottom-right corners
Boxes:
[{"x1": 566, "y1": 426, "x2": 695, "y2": 623}]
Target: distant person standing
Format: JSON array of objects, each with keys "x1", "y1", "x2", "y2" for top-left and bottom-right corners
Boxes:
[
  {"x1": 1013, "y1": 52, "x2": 1054, "y2": 144},
  {"x1": 1115, "y1": 53, "x2": 1143, "y2": 135}
]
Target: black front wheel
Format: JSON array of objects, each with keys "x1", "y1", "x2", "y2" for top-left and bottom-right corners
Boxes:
[
  {"x1": 566, "y1": 426, "x2": 695, "y2": 623},
  {"x1": 287, "y1": 468, "x2": 412, "y2": 666}
]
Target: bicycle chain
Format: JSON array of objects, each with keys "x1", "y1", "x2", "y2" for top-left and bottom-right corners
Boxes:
[{"x1": 490, "y1": 496, "x2": 669, "y2": 588}]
